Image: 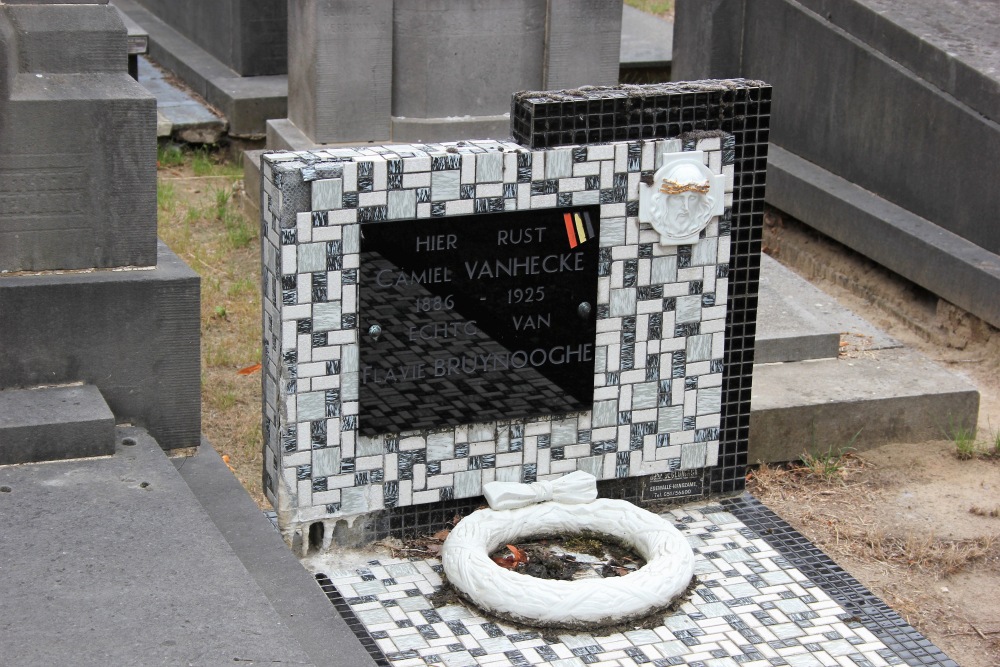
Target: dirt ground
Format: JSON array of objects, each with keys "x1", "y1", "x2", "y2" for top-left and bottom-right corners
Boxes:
[{"x1": 753, "y1": 212, "x2": 1000, "y2": 667}]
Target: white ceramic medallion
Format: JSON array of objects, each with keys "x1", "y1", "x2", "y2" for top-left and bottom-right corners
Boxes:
[
  {"x1": 440, "y1": 471, "x2": 695, "y2": 628},
  {"x1": 638, "y1": 150, "x2": 726, "y2": 246}
]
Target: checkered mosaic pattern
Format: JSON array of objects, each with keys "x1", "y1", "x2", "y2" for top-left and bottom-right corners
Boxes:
[
  {"x1": 511, "y1": 81, "x2": 772, "y2": 498},
  {"x1": 261, "y1": 135, "x2": 733, "y2": 529},
  {"x1": 309, "y1": 503, "x2": 916, "y2": 667}
]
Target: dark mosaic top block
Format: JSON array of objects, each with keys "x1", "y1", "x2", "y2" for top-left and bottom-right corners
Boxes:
[{"x1": 511, "y1": 79, "x2": 771, "y2": 149}]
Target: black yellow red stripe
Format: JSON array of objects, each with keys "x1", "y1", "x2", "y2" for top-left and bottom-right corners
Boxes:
[
  {"x1": 564, "y1": 210, "x2": 595, "y2": 248},
  {"x1": 564, "y1": 213, "x2": 578, "y2": 248}
]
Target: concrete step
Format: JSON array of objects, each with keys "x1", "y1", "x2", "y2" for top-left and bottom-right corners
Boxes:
[
  {"x1": 755, "y1": 254, "x2": 901, "y2": 363},
  {"x1": 750, "y1": 347, "x2": 980, "y2": 463},
  {"x1": 0, "y1": 426, "x2": 377, "y2": 667},
  {"x1": 619, "y1": 5, "x2": 672, "y2": 75},
  {"x1": 114, "y1": 0, "x2": 288, "y2": 139},
  {"x1": 751, "y1": 257, "x2": 979, "y2": 462},
  {"x1": 138, "y1": 56, "x2": 226, "y2": 144},
  {"x1": 0, "y1": 384, "x2": 115, "y2": 465}
]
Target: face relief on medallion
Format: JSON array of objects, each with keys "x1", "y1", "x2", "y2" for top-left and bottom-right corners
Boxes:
[{"x1": 638, "y1": 151, "x2": 726, "y2": 246}]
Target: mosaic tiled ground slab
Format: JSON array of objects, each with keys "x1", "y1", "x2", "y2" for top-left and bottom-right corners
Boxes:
[{"x1": 307, "y1": 498, "x2": 955, "y2": 667}]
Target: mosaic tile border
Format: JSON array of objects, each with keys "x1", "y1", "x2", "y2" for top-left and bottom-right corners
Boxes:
[
  {"x1": 260, "y1": 81, "x2": 770, "y2": 533},
  {"x1": 261, "y1": 136, "x2": 733, "y2": 528},
  {"x1": 511, "y1": 80, "x2": 771, "y2": 497},
  {"x1": 309, "y1": 497, "x2": 958, "y2": 667},
  {"x1": 723, "y1": 496, "x2": 959, "y2": 667},
  {"x1": 316, "y1": 572, "x2": 394, "y2": 667}
]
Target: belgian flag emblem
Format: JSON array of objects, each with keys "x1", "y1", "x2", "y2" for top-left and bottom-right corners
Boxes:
[{"x1": 563, "y1": 211, "x2": 595, "y2": 248}]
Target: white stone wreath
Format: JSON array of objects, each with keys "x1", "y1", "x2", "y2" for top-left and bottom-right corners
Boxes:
[{"x1": 440, "y1": 472, "x2": 694, "y2": 628}]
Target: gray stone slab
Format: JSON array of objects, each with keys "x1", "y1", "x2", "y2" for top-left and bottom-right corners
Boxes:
[
  {"x1": 671, "y1": 0, "x2": 744, "y2": 80},
  {"x1": 242, "y1": 147, "x2": 267, "y2": 219},
  {"x1": 287, "y1": 0, "x2": 393, "y2": 144},
  {"x1": 768, "y1": 145, "x2": 1000, "y2": 331},
  {"x1": 174, "y1": 439, "x2": 378, "y2": 667},
  {"x1": 112, "y1": 2, "x2": 148, "y2": 55},
  {"x1": 0, "y1": 241, "x2": 200, "y2": 450},
  {"x1": 755, "y1": 254, "x2": 900, "y2": 363},
  {"x1": 0, "y1": 385, "x2": 114, "y2": 465},
  {"x1": 138, "y1": 56, "x2": 225, "y2": 143},
  {"x1": 750, "y1": 347, "x2": 980, "y2": 463},
  {"x1": 620, "y1": 4, "x2": 672, "y2": 66},
  {"x1": 798, "y1": 0, "x2": 1000, "y2": 123},
  {"x1": 392, "y1": 114, "x2": 512, "y2": 143},
  {"x1": 124, "y1": 0, "x2": 669, "y2": 145},
  {"x1": 5, "y1": 2, "x2": 124, "y2": 74},
  {"x1": 131, "y1": 0, "x2": 286, "y2": 77},
  {"x1": 0, "y1": 427, "x2": 316, "y2": 666},
  {"x1": 114, "y1": 0, "x2": 287, "y2": 138},
  {"x1": 0, "y1": 2, "x2": 157, "y2": 271},
  {"x1": 392, "y1": 0, "x2": 544, "y2": 119},
  {"x1": 756, "y1": 255, "x2": 841, "y2": 363},
  {"x1": 674, "y1": 0, "x2": 1000, "y2": 256},
  {"x1": 220, "y1": 73, "x2": 288, "y2": 140},
  {"x1": 545, "y1": 0, "x2": 622, "y2": 89},
  {"x1": 757, "y1": 1, "x2": 1000, "y2": 256}
]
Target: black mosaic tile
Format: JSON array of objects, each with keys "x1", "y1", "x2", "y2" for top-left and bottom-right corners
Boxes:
[
  {"x1": 314, "y1": 573, "x2": 392, "y2": 666},
  {"x1": 726, "y1": 494, "x2": 961, "y2": 667},
  {"x1": 511, "y1": 82, "x2": 770, "y2": 497}
]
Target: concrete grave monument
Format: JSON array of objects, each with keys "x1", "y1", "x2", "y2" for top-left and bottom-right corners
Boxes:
[
  {"x1": 129, "y1": 0, "x2": 286, "y2": 78},
  {"x1": 672, "y1": 0, "x2": 1000, "y2": 330},
  {"x1": 0, "y1": 0, "x2": 200, "y2": 459},
  {"x1": 260, "y1": 80, "x2": 771, "y2": 550},
  {"x1": 267, "y1": 0, "x2": 624, "y2": 149}
]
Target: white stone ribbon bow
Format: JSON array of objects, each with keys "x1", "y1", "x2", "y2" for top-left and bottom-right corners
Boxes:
[{"x1": 483, "y1": 470, "x2": 598, "y2": 510}]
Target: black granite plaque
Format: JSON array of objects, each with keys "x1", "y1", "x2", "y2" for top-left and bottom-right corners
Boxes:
[{"x1": 358, "y1": 206, "x2": 600, "y2": 436}]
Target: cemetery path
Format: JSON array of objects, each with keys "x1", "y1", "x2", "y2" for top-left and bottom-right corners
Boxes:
[{"x1": 756, "y1": 213, "x2": 1000, "y2": 667}]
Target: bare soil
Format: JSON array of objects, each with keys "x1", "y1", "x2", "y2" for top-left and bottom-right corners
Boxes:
[{"x1": 754, "y1": 211, "x2": 1000, "y2": 667}]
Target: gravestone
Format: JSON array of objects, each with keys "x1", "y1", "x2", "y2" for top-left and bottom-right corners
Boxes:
[
  {"x1": 672, "y1": 0, "x2": 1000, "y2": 330},
  {"x1": 0, "y1": 0, "x2": 154, "y2": 271},
  {"x1": 131, "y1": 0, "x2": 286, "y2": 77},
  {"x1": 268, "y1": 0, "x2": 623, "y2": 149},
  {"x1": 261, "y1": 80, "x2": 770, "y2": 548},
  {"x1": 0, "y1": 0, "x2": 200, "y2": 455}
]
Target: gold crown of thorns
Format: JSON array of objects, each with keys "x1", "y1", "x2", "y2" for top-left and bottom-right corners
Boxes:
[{"x1": 659, "y1": 179, "x2": 711, "y2": 195}]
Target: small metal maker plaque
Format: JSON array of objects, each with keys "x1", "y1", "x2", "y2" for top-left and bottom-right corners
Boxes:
[
  {"x1": 359, "y1": 206, "x2": 600, "y2": 436},
  {"x1": 641, "y1": 471, "x2": 704, "y2": 502}
]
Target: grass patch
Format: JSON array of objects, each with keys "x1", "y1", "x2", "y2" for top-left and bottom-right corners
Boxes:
[
  {"x1": 157, "y1": 181, "x2": 177, "y2": 213},
  {"x1": 748, "y1": 429, "x2": 865, "y2": 493},
  {"x1": 952, "y1": 424, "x2": 978, "y2": 460},
  {"x1": 794, "y1": 427, "x2": 863, "y2": 481},
  {"x1": 157, "y1": 145, "x2": 264, "y2": 506},
  {"x1": 157, "y1": 142, "x2": 185, "y2": 168},
  {"x1": 799, "y1": 446, "x2": 854, "y2": 480},
  {"x1": 625, "y1": 0, "x2": 674, "y2": 19},
  {"x1": 946, "y1": 419, "x2": 999, "y2": 460},
  {"x1": 212, "y1": 185, "x2": 256, "y2": 249},
  {"x1": 192, "y1": 148, "x2": 215, "y2": 177},
  {"x1": 856, "y1": 529, "x2": 997, "y2": 577}
]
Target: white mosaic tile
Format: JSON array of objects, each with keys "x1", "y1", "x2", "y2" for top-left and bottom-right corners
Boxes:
[
  {"x1": 310, "y1": 505, "x2": 903, "y2": 667},
  {"x1": 261, "y1": 138, "x2": 734, "y2": 527}
]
